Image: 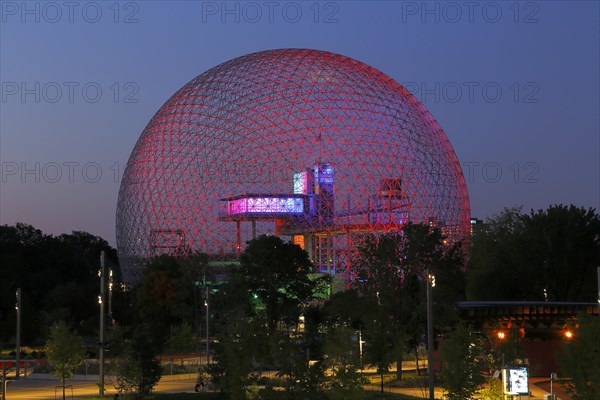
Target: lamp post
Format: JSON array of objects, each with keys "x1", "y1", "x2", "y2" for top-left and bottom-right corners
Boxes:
[
  {"x1": 426, "y1": 269, "x2": 435, "y2": 400},
  {"x1": 358, "y1": 327, "x2": 364, "y2": 370},
  {"x1": 205, "y1": 284, "x2": 209, "y2": 358},
  {"x1": 15, "y1": 288, "x2": 21, "y2": 380},
  {"x1": 98, "y1": 251, "x2": 106, "y2": 396},
  {"x1": 108, "y1": 269, "x2": 114, "y2": 327}
]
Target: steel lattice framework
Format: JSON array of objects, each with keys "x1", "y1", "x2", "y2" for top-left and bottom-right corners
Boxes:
[{"x1": 116, "y1": 49, "x2": 470, "y2": 284}]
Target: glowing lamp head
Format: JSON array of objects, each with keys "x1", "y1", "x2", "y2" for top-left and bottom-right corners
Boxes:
[
  {"x1": 564, "y1": 330, "x2": 574, "y2": 340},
  {"x1": 497, "y1": 331, "x2": 506, "y2": 340}
]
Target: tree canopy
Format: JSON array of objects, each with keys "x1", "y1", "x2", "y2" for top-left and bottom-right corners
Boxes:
[
  {"x1": 239, "y1": 234, "x2": 329, "y2": 333},
  {"x1": 439, "y1": 324, "x2": 486, "y2": 400},
  {"x1": 467, "y1": 205, "x2": 600, "y2": 301},
  {"x1": 44, "y1": 321, "x2": 85, "y2": 400},
  {"x1": 558, "y1": 313, "x2": 600, "y2": 400},
  {"x1": 0, "y1": 223, "x2": 117, "y2": 343},
  {"x1": 350, "y1": 224, "x2": 466, "y2": 379}
]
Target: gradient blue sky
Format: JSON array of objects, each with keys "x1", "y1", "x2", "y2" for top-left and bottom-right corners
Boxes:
[{"x1": 1, "y1": 1, "x2": 598, "y2": 245}]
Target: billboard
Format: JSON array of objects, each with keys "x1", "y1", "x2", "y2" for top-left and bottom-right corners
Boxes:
[{"x1": 503, "y1": 367, "x2": 529, "y2": 395}]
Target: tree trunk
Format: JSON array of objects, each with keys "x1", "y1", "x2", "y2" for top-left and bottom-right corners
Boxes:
[
  {"x1": 62, "y1": 379, "x2": 66, "y2": 400},
  {"x1": 415, "y1": 346, "x2": 421, "y2": 376},
  {"x1": 396, "y1": 347, "x2": 403, "y2": 380},
  {"x1": 380, "y1": 371, "x2": 384, "y2": 393}
]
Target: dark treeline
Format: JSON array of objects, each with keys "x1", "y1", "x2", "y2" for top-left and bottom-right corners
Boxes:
[
  {"x1": 1, "y1": 203, "x2": 598, "y2": 350},
  {"x1": 467, "y1": 204, "x2": 600, "y2": 302},
  {"x1": 0, "y1": 223, "x2": 118, "y2": 345}
]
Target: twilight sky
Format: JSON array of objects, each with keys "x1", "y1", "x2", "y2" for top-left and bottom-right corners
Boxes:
[{"x1": 1, "y1": 1, "x2": 598, "y2": 245}]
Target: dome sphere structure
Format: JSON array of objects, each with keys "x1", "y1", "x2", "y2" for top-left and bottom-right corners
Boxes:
[{"x1": 117, "y1": 49, "x2": 470, "y2": 283}]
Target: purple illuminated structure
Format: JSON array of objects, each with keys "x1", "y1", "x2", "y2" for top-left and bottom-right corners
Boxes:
[
  {"x1": 225, "y1": 196, "x2": 306, "y2": 215},
  {"x1": 116, "y1": 49, "x2": 470, "y2": 284}
]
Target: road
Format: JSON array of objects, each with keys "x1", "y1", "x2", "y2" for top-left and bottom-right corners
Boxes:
[{"x1": 4, "y1": 374, "x2": 198, "y2": 399}]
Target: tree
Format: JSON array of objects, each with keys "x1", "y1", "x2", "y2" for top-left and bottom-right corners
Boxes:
[
  {"x1": 321, "y1": 324, "x2": 366, "y2": 400},
  {"x1": 351, "y1": 224, "x2": 465, "y2": 380},
  {"x1": 44, "y1": 321, "x2": 85, "y2": 400},
  {"x1": 466, "y1": 207, "x2": 528, "y2": 300},
  {"x1": 168, "y1": 322, "x2": 195, "y2": 354},
  {"x1": 239, "y1": 235, "x2": 329, "y2": 334},
  {"x1": 208, "y1": 267, "x2": 259, "y2": 398},
  {"x1": 113, "y1": 324, "x2": 162, "y2": 399},
  {"x1": 132, "y1": 254, "x2": 198, "y2": 345},
  {"x1": 320, "y1": 290, "x2": 370, "y2": 397},
  {"x1": 557, "y1": 313, "x2": 600, "y2": 400},
  {"x1": 467, "y1": 205, "x2": 600, "y2": 301},
  {"x1": 209, "y1": 316, "x2": 263, "y2": 400},
  {"x1": 212, "y1": 235, "x2": 331, "y2": 398},
  {"x1": 351, "y1": 232, "x2": 417, "y2": 382},
  {"x1": 439, "y1": 324, "x2": 486, "y2": 400},
  {"x1": 272, "y1": 332, "x2": 327, "y2": 398},
  {"x1": 0, "y1": 223, "x2": 118, "y2": 342},
  {"x1": 521, "y1": 205, "x2": 600, "y2": 301}
]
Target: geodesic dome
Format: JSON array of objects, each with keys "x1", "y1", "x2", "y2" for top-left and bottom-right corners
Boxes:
[{"x1": 116, "y1": 48, "x2": 470, "y2": 284}]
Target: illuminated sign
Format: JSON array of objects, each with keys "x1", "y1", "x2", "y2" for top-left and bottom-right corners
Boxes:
[
  {"x1": 503, "y1": 367, "x2": 528, "y2": 395},
  {"x1": 294, "y1": 171, "x2": 309, "y2": 194},
  {"x1": 315, "y1": 163, "x2": 334, "y2": 184},
  {"x1": 227, "y1": 197, "x2": 304, "y2": 215}
]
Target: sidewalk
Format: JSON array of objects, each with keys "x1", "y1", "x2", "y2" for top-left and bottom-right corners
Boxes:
[{"x1": 533, "y1": 378, "x2": 572, "y2": 400}]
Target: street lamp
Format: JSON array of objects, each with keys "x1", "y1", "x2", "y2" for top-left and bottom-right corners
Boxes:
[
  {"x1": 204, "y1": 285, "x2": 209, "y2": 358},
  {"x1": 15, "y1": 288, "x2": 21, "y2": 380},
  {"x1": 358, "y1": 326, "x2": 366, "y2": 370},
  {"x1": 108, "y1": 269, "x2": 114, "y2": 326},
  {"x1": 597, "y1": 266, "x2": 599, "y2": 322},
  {"x1": 564, "y1": 330, "x2": 574, "y2": 340},
  {"x1": 426, "y1": 269, "x2": 435, "y2": 400},
  {"x1": 98, "y1": 251, "x2": 106, "y2": 396}
]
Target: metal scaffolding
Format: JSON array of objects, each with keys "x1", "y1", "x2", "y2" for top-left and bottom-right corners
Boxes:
[{"x1": 116, "y1": 49, "x2": 471, "y2": 284}]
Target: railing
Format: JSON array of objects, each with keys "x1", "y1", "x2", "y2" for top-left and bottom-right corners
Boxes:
[{"x1": 29, "y1": 355, "x2": 211, "y2": 379}]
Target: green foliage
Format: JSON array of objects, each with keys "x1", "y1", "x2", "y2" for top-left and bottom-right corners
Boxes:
[
  {"x1": 168, "y1": 323, "x2": 195, "y2": 354},
  {"x1": 557, "y1": 313, "x2": 600, "y2": 400},
  {"x1": 351, "y1": 225, "x2": 466, "y2": 379},
  {"x1": 439, "y1": 324, "x2": 485, "y2": 400},
  {"x1": 322, "y1": 325, "x2": 367, "y2": 399},
  {"x1": 479, "y1": 376, "x2": 504, "y2": 400},
  {"x1": 44, "y1": 321, "x2": 85, "y2": 399},
  {"x1": 209, "y1": 324, "x2": 258, "y2": 400},
  {"x1": 133, "y1": 254, "x2": 207, "y2": 346},
  {"x1": 270, "y1": 333, "x2": 327, "y2": 397},
  {"x1": 492, "y1": 326, "x2": 525, "y2": 368},
  {"x1": 212, "y1": 235, "x2": 335, "y2": 398},
  {"x1": 467, "y1": 205, "x2": 600, "y2": 301},
  {"x1": 114, "y1": 324, "x2": 162, "y2": 399},
  {"x1": 0, "y1": 223, "x2": 118, "y2": 342},
  {"x1": 351, "y1": 232, "x2": 419, "y2": 378},
  {"x1": 521, "y1": 205, "x2": 600, "y2": 301},
  {"x1": 239, "y1": 235, "x2": 330, "y2": 333}
]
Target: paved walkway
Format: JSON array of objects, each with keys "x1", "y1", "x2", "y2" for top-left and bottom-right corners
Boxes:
[{"x1": 5, "y1": 373, "x2": 572, "y2": 400}]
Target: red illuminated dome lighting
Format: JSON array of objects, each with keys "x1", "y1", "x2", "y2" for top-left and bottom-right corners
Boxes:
[{"x1": 116, "y1": 49, "x2": 470, "y2": 284}]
